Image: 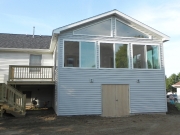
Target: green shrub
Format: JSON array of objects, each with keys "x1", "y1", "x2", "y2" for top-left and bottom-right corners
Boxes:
[{"x1": 175, "y1": 103, "x2": 180, "y2": 110}]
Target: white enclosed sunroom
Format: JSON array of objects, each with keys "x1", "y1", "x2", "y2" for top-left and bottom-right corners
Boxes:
[{"x1": 51, "y1": 9, "x2": 169, "y2": 117}]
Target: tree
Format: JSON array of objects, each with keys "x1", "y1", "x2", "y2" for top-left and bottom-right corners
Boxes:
[
  {"x1": 166, "y1": 73, "x2": 179, "y2": 93},
  {"x1": 115, "y1": 44, "x2": 128, "y2": 68}
]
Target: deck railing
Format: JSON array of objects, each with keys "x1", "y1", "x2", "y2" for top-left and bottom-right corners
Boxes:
[
  {"x1": 9, "y1": 65, "x2": 54, "y2": 81},
  {"x1": 0, "y1": 83, "x2": 26, "y2": 113}
]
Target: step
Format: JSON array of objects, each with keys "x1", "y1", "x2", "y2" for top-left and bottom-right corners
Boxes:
[{"x1": 6, "y1": 110, "x2": 26, "y2": 117}]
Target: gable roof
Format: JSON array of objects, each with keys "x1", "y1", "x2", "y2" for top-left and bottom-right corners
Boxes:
[
  {"x1": 53, "y1": 9, "x2": 169, "y2": 42},
  {"x1": 0, "y1": 33, "x2": 51, "y2": 49}
]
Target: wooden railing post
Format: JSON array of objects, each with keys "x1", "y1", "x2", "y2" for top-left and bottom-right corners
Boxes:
[
  {"x1": 0, "y1": 84, "x2": 1, "y2": 101},
  {"x1": 9, "y1": 65, "x2": 12, "y2": 81},
  {"x1": 52, "y1": 67, "x2": 54, "y2": 81},
  {"x1": 0, "y1": 84, "x2": 2, "y2": 101},
  {"x1": 22, "y1": 94, "x2": 26, "y2": 112},
  {"x1": 2, "y1": 84, "x2": 5, "y2": 100}
]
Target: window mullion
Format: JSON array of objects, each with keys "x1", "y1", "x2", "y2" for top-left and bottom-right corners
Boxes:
[
  {"x1": 113, "y1": 43, "x2": 115, "y2": 68},
  {"x1": 145, "y1": 45, "x2": 147, "y2": 69},
  {"x1": 79, "y1": 41, "x2": 81, "y2": 68},
  {"x1": 128, "y1": 43, "x2": 130, "y2": 69},
  {"x1": 98, "y1": 42, "x2": 100, "y2": 69}
]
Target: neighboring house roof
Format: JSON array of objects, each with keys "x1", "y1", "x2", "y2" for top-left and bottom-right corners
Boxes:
[
  {"x1": 53, "y1": 9, "x2": 170, "y2": 42},
  {"x1": 0, "y1": 33, "x2": 51, "y2": 49},
  {"x1": 172, "y1": 82, "x2": 180, "y2": 88}
]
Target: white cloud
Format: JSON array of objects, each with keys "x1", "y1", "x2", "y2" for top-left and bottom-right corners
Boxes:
[{"x1": 131, "y1": 1, "x2": 180, "y2": 77}]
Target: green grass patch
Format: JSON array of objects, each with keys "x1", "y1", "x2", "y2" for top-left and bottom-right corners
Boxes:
[{"x1": 175, "y1": 103, "x2": 180, "y2": 110}]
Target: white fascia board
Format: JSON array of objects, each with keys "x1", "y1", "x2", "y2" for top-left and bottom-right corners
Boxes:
[
  {"x1": 53, "y1": 10, "x2": 169, "y2": 41},
  {"x1": 172, "y1": 85, "x2": 180, "y2": 88},
  {"x1": 114, "y1": 10, "x2": 170, "y2": 41},
  {"x1": 53, "y1": 10, "x2": 116, "y2": 34},
  {"x1": 49, "y1": 33, "x2": 58, "y2": 52},
  {"x1": 0, "y1": 48, "x2": 52, "y2": 53}
]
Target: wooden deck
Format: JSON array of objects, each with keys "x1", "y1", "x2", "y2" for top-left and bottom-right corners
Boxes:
[
  {"x1": 8, "y1": 65, "x2": 55, "y2": 85},
  {"x1": 8, "y1": 81, "x2": 55, "y2": 85}
]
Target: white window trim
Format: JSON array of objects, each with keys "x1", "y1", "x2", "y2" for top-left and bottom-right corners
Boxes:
[
  {"x1": 29, "y1": 54, "x2": 42, "y2": 66},
  {"x1": 98, "y1": 41, "x2": 130, "y2": 69},
  {"x1": 115, "y1": 18, "x2": 151, "y2": 39},
  {"x1": 131, "y1": 43, "x2": 161, "y2": 70},
  {"x1": 63, "y1": 39, "x2": 97, "y2": 69},
  {"x1": 73, "y1": 18, "x2": 113, "y2": 37}
]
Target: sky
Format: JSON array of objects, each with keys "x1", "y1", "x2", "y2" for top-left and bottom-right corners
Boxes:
[{"x1": 0, "y1": 0, "x2": 180, "y2": 77}]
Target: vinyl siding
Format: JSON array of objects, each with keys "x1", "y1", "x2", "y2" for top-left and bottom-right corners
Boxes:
[
  {"x1": 0, "y1": 52, "x2": 53, "y2": 83},
  {"x1": 53, "y1": 41, "x2": 58, "y2": 114},
  {"x1": 57, "y1": 16, "x2": 167, "y2": 116}
]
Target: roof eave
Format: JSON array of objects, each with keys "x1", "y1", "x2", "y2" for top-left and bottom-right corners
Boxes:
[
  {"x1": 162, "y1": 37, "x2": 170, "y2": 42},
  {"x1": 53, "y1": 10, "x2": 117, "y2": 34},
  {"x1": 172, "y1": 85, "x2": 180, "y2": 88},
  {"x1": 53, "y1": 10, "x2": 169, "y2": 40},
  {"x1": 49, "y1": 33, "x2": 59, "y2": 52},
  {"x1": 0, "y1": 48, "x2": 52, "y2": 53}
]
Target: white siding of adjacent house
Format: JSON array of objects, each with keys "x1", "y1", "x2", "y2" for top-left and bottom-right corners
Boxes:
[
  {"x1": 0, "y1": 52, "x2": 53, "y2": 83},
  {"x1": 177, "y1": 88, "x2": 180, "y2": 102},
  {"x1": 52, "y1": 44, "x2": 58, "y2": 114},
  {"x1": 56, "y1": 16, "x2": 167, "y2": 116}
]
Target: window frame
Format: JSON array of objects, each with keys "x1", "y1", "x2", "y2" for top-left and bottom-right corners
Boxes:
[
  {"x1": 73, "y1": 18, "x2": 113, "y2": 37},
  {"x1": 98, "y1": 41, "x2": 130, "y2": 69},
  {"x1": 115, "y1": 18, "x2": 150, "y2": 39},
  {"x1": 53, "y1": 45, "x2": 58, "y2": 70},
  {"x1": 29, "y1": 54, "x2": 42, "y2": 72},
  {"x1": 131, "y1": 43, "x2": 161, "y2": 70},
  {"x1": 63, "y1": 39, "x2": 97, "y2": 69}
]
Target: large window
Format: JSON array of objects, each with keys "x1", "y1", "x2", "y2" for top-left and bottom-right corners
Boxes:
[
  {"x1": 64, "y1": 41, "x2": 96, "y2": 68},
  {"x1": 100, "y1": 43, "x2": 129, "y2": 68},
  {"x1": 133, "y1": 44, "x2": 160, "y2": 69},
  {"x1": 74, "y1": 19, "x2": 112, "y2": 36},
  {"x1": 147, "y1": 45, "x2": 160, "y2": 69},
  {"x1": 100, "y1": 43, "x2": 114, "y2": 68},
  {"x1": 133, "y1": 45, "x2": 146, "y2": 68},
  {"x1": 116, "y1": 20, "x2": 148, "y2": 38},
  {"x1": 81, "y1": 42, "x2": 96, "y2": 68},
  {"x1": 115, "y1": 44, "x2": 128, "y2": 68},
  {"x1": 64, "y1": 41, "x2": 79, "y2": 67}
]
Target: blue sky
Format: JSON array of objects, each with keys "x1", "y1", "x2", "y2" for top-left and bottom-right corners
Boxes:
[{"x1": 0, "y1": 0, "x2": 179, "y2": 77}]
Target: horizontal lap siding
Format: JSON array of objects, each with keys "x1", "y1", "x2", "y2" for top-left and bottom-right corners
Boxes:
[
  {"x1": 0, "y1": 52, "x2": 53, "y2": 83},
  {"x1": 0, "y1": 53, "x2": 29, "y2": 83},
  {"x1": 54, "y1": 42, "x2": 58, "y2": 114},
  {"x1": 57, "y1": 16, "x2": 166, "y2": 115},
  {"x1": 58, "y1": 68, "x2": 166, "y2": 115}
]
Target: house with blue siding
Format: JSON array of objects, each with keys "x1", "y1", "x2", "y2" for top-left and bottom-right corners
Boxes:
[{"x1": 0, "y1": 9, "x2": 169, "y2": 117}]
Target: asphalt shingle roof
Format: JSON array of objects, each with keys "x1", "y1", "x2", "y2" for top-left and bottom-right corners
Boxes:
[{"x1": 0, "y1": 33, "x2": 51, "y2": 49}]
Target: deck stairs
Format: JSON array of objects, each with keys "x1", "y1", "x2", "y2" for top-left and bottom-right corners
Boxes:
[{"x1": 0, "y1": 83, "x2": 26, "y2": 117}]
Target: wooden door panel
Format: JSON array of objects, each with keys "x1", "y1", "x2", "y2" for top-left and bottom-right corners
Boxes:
[
  {"x1": 116, "y1": 85, "x2": 129, "y2": 116},
  {"x1": 102, "y1": 84, "x2": 129, "y2": 117},
  {"x1": 102, "y1": 85, "x2": 116, "y2": 117}
]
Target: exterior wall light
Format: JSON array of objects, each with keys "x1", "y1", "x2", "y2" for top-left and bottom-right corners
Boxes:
[{"x1": 90, "y1": 79, "x2": 94, "y2": 83}]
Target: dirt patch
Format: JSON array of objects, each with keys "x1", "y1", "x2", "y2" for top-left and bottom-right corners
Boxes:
[
  {"x1": 1, "y1": 107, "x2": 180, "y2": 135},
  {"x1": 167, "y1": 103, "x2": 180, "y2": 114}
]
